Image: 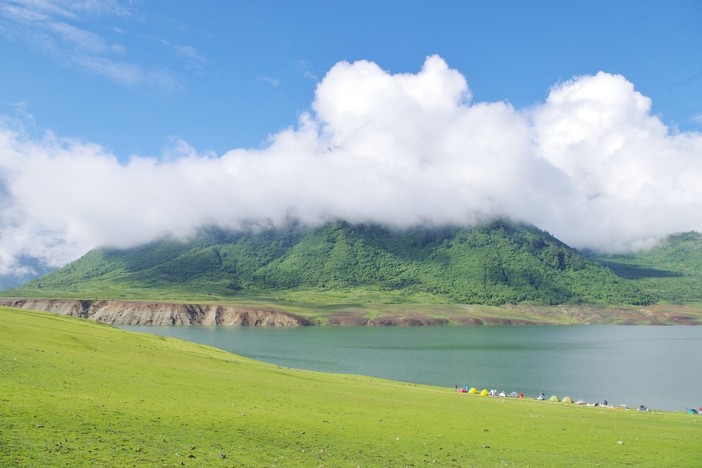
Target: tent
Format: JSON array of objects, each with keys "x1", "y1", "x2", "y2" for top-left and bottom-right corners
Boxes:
[
  {"x1": 510, "y1": 391, "x2": 519, "y2": 398},
  {"x1": 688, "y1": 408, "x2": 698, "y2": 415},
  {"x1": 548, "y1": 395, "x2": 560, "y2": 402},
  {"x1": 469, "y1": 387, "x2": 478, "y2": 394},
  {"x1": 562, "y1": 396, "x2": 573, "y2": 404},
  {"x1": 480, "y1": 389, "x2": 489, "y2": 397}
]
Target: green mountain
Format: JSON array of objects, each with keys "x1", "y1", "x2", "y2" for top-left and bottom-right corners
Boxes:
[
  {"x1": 6, "y1": 221, "x2": 652, "y2": 305},
  {"x1": 593, "y1": 231, "x2": 702, "y2": 304}
]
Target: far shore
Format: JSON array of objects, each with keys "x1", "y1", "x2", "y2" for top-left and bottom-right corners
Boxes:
[{"x1": 2, "y1": 297, "x2": 701, "y2": 326}]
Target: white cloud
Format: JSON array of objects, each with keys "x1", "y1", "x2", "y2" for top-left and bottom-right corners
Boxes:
[
  {"x1": 2, "y1": 55, "x2": 702, "y2": 276},
  {"x1": 531, "y1": 72, "x2": 702, "y2": 250}
]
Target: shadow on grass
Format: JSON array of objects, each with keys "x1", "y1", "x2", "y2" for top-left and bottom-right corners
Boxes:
[{"x1": 599, "y1": 261, "x2": 683, "y2": 280}]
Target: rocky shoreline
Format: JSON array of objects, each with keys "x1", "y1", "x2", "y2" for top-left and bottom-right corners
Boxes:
[
  {"x1": 2, "y1": 298, "x2": 701, "y2": 327},
  {"x1": 0, "y1": 298, "x2": 533, "y2": 326},
  {"x1": 0, "y1": 299, "x2": 312, "y2": 326}
]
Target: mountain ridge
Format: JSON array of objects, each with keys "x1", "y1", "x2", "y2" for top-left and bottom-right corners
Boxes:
[{"x1": 4, "y1": 220, "x2": 655, "y2": 306}]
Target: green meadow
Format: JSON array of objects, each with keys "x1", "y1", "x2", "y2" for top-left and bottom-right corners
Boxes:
[{"x1": 2, "y1": 306, "x2": 701, "y2": 467}]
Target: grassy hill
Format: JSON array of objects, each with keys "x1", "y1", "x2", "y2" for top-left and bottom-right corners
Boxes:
[
  {"x1": 2, "y1": 306, "x2": 700, "y2": 466},
  {"x1": 5, "y1": 221, "x2": 651, "y2": 306},
  {"x1": 593, "y1": 231, "x2": 702, "y2": 304}
]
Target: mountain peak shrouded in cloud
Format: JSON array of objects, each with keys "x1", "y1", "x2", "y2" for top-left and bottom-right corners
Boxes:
[{"x1": 1, "y1": 55, "x2": 702, "y2": 277}]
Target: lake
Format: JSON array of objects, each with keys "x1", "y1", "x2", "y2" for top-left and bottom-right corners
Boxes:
[{"x1": 120, "y1": 324, "x2": 702, "y2": 412}]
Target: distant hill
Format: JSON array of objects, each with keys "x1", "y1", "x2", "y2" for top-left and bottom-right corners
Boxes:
[
  {"x1": 0, "y1": 256, "x2": 54, "y2": 291},
  {"x1": 5, "y1": 221, "x2": 653, "y2": 305},
  {"x1": 593, "y1": 231, "x2": 702, "y2": 304}
]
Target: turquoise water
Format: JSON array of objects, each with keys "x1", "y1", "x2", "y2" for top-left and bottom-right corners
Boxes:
[{"x1": 120, "y1": 325, "x2": 702, "y2": 411}]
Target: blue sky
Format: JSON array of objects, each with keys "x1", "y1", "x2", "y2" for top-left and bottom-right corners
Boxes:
[
  {"x1": 2, "y1": 1, "x2": 700, "y2": 158},
  {"x1": 1, "y1": 0, "x2": 702, "y2": 282}
]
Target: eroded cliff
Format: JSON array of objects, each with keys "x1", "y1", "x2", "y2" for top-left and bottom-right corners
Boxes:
[{"x1": 0, "y1": 299, "x2": 312, "y2": 326}]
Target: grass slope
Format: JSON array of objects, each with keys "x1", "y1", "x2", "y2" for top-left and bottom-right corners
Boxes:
[
  {"x1": 6, "y1": 221, "x2": 650, "y2": 306},
  {"x1": 594, "y1": 232, "x2": 702, "y2": 304},
  {"x1": 2, "y1": 307, "x2": 700, "y2": 466}
]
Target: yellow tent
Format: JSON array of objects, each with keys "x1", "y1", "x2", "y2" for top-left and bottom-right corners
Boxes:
[
  {"x1": 562, "y1": 396, "x2": 573, "y2": 403},
  {"x1": 480, "y1": 389, "x2": 489, "y2": 397},
  {"x1": 469, "y1": 387, "x2": 478, "y2": 394}
]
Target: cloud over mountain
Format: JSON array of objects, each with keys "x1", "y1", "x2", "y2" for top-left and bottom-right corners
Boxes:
[{"x1": 1, "y1": 55, "x2": 701, "y2": 276}]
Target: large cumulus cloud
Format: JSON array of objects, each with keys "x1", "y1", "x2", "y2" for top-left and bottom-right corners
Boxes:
[{"x1": 1, "y1": 55, "x2": 701, "y2": 276}]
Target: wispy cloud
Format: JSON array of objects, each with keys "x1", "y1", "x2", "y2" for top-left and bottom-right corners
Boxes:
[
  {"x1": 296, "y1": 59, "x2": 319, "y2": 81},
  {"x1": 1, "y1": 101, "x2": 35, "y2": 126},
  {"x1": 0, "y1": 0, "x2": 181, "y2": 91},
  {"x1": 74, "y1": 55, "x2": 182, "y2": 90},
  {"x1": 302, "y1": 70, "x2": 319, "y2": 81},
  {"x1": 259, "y1": 75, "x2": 281, "y2": 87},
  {"x1": 47, "y1": 20, "x2": 109, "y2": 53},
  {"x1": 154, "y1": 38, "x2": 206, "y2": 73},
  {"x1": 173, "y1": 44, "x2": 205, "y2": 63},
  {"x1": 8, "y1": 0, "x2": 130, "y2": 20},
  {"x1": 2, "y1": 55, "x2": 702, "y2": 276}
]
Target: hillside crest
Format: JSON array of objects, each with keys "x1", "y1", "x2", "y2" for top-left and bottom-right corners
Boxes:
[{"x1": 6, "y1": 220, "x2": 663, "y2": 306}]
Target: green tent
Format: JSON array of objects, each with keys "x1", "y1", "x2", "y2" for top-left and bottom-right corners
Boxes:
[
  {"x1": 562, "y1": 396, "x2": 573, "y2": 403},
  {"x1": 548, "y1": 395, "x2": 560, "y2": 402}
]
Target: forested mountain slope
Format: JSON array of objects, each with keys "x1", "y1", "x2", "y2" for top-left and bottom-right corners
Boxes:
[
  {"x1": 594, "y1": 232, "x2": 702, "y2": 304},
  {"x1": 6, "y1": 221, "x2": 652, "y2": 305}
]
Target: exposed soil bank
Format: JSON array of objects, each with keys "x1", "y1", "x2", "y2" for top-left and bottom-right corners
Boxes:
[
  {"x1": 0, "y1": 299, "x2": 312, "y2": 326},
  {"x1": 0, "y1": 298, "x2": 449, "y2": 326},
  {"x1": 2, "y1": 298, "x2": 701, "y2": 326}
]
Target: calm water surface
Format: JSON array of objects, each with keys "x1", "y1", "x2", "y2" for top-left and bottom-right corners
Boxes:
[{"x1": 121, "y1": 325, "x2": 702, "y2": 411}]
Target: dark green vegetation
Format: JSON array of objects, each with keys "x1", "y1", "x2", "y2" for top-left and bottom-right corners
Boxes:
[
  {"x1": 595, "y1": 231, "x2": 702, "y2": 304},
  {"x1": 3, "y1": 307, "x2": 700, "y2": 466},
  {"x1": 6, "y1": 221, "x2": 653, "y2": 305}
]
